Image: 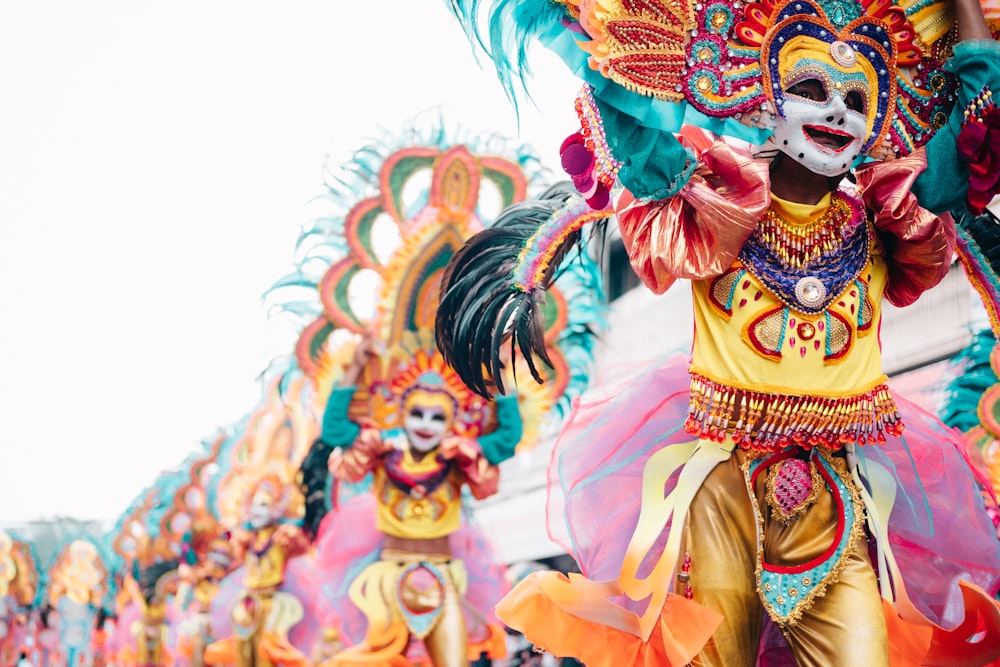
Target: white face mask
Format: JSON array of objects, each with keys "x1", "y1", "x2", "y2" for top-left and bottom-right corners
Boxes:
[
  {"x1": 404, "y1": 404, "x2": 451, "y2": 453},
  {"x1": 248, "y1": 494, "x2": 275, "y2": 530},
  {"x1": 772, "y1": 71, "x2": 870, "y2": 177}
]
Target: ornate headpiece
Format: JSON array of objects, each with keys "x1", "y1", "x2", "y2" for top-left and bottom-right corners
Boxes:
[
  {"x1": 381, "y1": 330, "x2": 483, "y2": 435},
  {"x1": 452, "y1": 0, "x2": 962, "y2": 157},
  {"x1": 47, "y1": 538, "x2": 109, "y2": 608},
  {"x1": 0, "y1": 532, "x2": 15, "y2": 598},
  {"x1": 267, "y1": 122, "x2": 602, "y2": 452}
]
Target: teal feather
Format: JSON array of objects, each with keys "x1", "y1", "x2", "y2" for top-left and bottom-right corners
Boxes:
[
  {"x1": 939, "y1": 328, "x2": 997, "y2": 433},
  {"x1": 446, "y1": 0, "x2": 573, "y2": 110}
]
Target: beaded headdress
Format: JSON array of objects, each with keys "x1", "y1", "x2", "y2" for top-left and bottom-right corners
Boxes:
[{"x1": 452, "y1": 0, "x2": 961, "y2": 157}]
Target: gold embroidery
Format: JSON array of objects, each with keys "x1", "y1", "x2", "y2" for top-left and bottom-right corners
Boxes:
[{"x1": 745, "y1": 451, "x2": 869, "y2": 627}]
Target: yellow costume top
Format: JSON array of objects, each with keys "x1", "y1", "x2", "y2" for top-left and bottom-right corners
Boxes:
[
  {"x1": 373, "y1": 448, "x2": 463, "y2": 540},
  {"x1": 684, "y1": 193, "x2": 899, "y2": 448},
  {"x1": 616, "y1": 145, "x2": 954, "y2": 450},
  {"x1": 243, "y1": 527, "x2": 288, "y2": 591}
]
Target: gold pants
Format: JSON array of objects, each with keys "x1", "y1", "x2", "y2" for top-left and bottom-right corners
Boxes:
[
  {"x1": 344, "y1": 551, "x2": 469, "y2": 667},
  {"x1": 685, "y1": 450, "x2": 888, "y2": 667}
]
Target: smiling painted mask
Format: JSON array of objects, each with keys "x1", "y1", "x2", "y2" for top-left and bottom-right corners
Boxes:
[
  {"x1": 771, "y1": 38, "x2": 880, "y2": 176},
  {"x1": 759, "y1": 8, "x2": 898, "y2": 166},
  {"x1": 402, "y1": 389, "x2": 456, "y2": 453}
]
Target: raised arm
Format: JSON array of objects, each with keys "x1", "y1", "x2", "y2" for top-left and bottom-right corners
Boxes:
[
  {"x1": 592, "y1": 97, "x2": 772, "y2": 292},
  {"x1": 856, "y1": 150, "x2": 957, "y2": 306},
  {"x1": 322, "y1": 335, "x2": 390, "y2": 482},
  {"x1": 438, "y1": 436, "x2": 500, "y2": 500},
  {"x1": 912, "y1": 0, "x2": 1000, "y2": 212}
]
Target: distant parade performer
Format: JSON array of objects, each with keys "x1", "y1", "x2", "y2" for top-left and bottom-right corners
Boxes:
[
  {"x1": 287, "y1": 126, "x2": 603, "y2": 665},
  {"x1": 205, "y1": 469, "x2": 311, "y2": 667}
]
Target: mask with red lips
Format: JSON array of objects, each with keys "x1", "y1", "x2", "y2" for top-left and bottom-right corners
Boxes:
[
  {"x1": 772, "y1": 80, "x2": 868, "y2": 176},
  {"x1": 770, "y1": 45, "x2": 876, "y2": 177}
]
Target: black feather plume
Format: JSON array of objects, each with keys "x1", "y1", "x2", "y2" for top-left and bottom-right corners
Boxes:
[{"x1": 436, "y1": 182, "x2": 604, "y2": 397}]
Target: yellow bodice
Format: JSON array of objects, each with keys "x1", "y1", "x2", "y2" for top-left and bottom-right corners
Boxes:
[
  {"x1": 374, "y1": 449, "x2": 463, "y2": 540},
  {"x1": 243, "y1": 528, "x2": 287, "y2": 590},
  {"x1": 686, "y1": 194, "x2": 900, "y2": 449}
]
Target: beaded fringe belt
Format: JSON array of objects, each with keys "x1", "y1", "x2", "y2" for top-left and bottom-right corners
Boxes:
[{"x1": 685, "y1": 373, "x2": 904, "y2": 449}]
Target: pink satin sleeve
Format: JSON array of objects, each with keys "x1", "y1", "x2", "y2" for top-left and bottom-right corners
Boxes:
[
  {"x1": 616, "y1": 139, "x2": 771, "y2": 294},
  {"x1": 441, "y1": 435, "x2": 500, "y2": 499},
  {"x1": 329, "y1": 427, "x2": 388, "y2": 483},
  {"x1": 855, "y1": 148, "x2": 956, "y2": 307},
  {"x1": 462, "y1": 457, "x2": 500, "y2": 500}
]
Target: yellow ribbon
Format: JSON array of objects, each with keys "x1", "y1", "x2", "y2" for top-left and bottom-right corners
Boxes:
[
  {"x1": 532, "y1": 438, "x2": 732, "y2": 642},
  {"x1": 851, "y1": 457, "x2": 926, "y2": 624}
]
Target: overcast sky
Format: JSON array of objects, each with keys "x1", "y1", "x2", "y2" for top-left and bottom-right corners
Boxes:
[{"x1": 0, "y1": 2, "x2": 580, "y2": 523}]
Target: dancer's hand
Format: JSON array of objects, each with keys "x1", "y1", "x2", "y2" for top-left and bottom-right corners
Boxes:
[{"x1": 438, "y1": 436, "x2": 478, "y2": 465}]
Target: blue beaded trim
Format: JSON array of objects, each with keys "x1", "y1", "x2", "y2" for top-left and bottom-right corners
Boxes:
[
  {"x1": 738, "y1": 194, "x2": 871, "y2": 315},
  {"x1": 748, "y1": 453, "x2": 861, "y2": 625},
  {"x1": 395, "y1": 561, "x2": 448, "y2": 638}
]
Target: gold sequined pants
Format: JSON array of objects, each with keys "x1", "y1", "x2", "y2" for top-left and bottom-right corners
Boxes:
[
  {"x1": 237, "y1": 592, "x2": 273, "y2": 667},
  {"x1": 380, "y1": 550, "x2": 469, "y2": 667},
  {"x1": 685, "y1": 450, "x2": 888, "y2": 667}
]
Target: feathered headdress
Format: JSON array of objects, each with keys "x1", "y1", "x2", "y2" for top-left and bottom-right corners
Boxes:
[
  {"x1": 266, "y1": 120, "x2": 603, "y2": 447},
  {"x1": 449, "y1": 0, "x2": 964, "y2": 157}
]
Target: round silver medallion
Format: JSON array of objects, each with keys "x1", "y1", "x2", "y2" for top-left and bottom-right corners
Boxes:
[{"x1": 794, "y1": 276, "x2": 827, "y2": 309}]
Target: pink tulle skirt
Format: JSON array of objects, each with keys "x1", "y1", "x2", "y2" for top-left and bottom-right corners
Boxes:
[
  {"x1": 546, "y1": 354, "x2": 1000, "y2": 632},
  {"x1": 209, "y1": 551, "x2": 321, "y2": 654},
  {"x1": 313, "y1": 493, "x2": 508, "y2": 660}
]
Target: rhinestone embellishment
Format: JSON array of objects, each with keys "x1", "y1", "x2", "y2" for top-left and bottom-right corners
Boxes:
[
  {"x1": 830, "y1": 41, "x2": 856, "y2": 68},
  {"x1": 794, "y1": 276, "x2": 827, "y2": 308}
]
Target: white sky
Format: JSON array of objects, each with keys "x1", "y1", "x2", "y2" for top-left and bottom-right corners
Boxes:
[{"x1": 0, "y1": 2, "x2": 580, "y2": 522}]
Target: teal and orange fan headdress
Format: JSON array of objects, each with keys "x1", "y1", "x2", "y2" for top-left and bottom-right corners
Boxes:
[
  {"x1": 447, "y1": 0, "x2": 970, "y2": 158},
  {"x1": 266, "y1": 119, "x2": 604, "y2": 442}
]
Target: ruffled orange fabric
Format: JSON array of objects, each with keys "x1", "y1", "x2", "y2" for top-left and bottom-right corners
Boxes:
[
  {"x1": 883, "y1": 581, "x2": 1000, "y2": 666},
  {"x1": 259, "y1": 631, "x2": 309, "y2": 667},
  {"x1": 854, "y1": 148, "x2": 956, "y2": 308},
  {"x1": 496, "y1": 572, "x2": 723, "y2": 667},
  {"x1": 204, "y1": 636, "x2": 237, "y2": 665},
  {"x1": 467, "y1": 623, "x2": 508, "y2": 661},
  {"x1": 319, "y1": 619, "x2": 410, "y2": 667},
  {"x1": 176, "y1": 634, "x2": 194, "y2": 659},
  {"x1": 115, "y1": 645, "x2": 173, "y2": 667},
  {"x1": 204, "y1": 633, "x2": 309, "y2": 667},
  {"x1": 616, "y1": 139, "x2": 771, "y2": 293}
]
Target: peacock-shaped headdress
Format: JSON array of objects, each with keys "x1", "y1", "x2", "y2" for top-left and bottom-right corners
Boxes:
[{"x1": 267, "y1": 119, "x2": 604, "y2": 452}]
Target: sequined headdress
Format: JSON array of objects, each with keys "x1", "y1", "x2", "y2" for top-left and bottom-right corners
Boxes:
[{"x1": 450, "y1": 0, "x2": 963, "y2": 157}]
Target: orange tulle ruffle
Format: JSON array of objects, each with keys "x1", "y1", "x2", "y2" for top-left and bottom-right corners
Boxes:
[
  {"x1": 467, "y1": 623, "x2": 508, "y2": 661},
  {"x1": 884, "y1": 581, "x2": 1000, "y2": 667},
  {"x1": 496, "y1": 571, "x2": 722, "y2": 667},
  {"x1": 204, "y1": 632, "x2": 308, "y2": 667}
]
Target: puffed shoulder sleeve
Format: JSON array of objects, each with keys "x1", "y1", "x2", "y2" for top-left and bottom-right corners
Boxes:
[
  {"x1": 616, "y1": 140, "x2": 771, "y2": 293},
  {"x1": 912, "y1": 40, "x2": 1000, "y2": 213},
  {"x1": 856, "y1": 148, "x2": 956, "y2": 307}
]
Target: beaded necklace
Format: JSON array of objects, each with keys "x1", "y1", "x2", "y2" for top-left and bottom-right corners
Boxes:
[
  {"x1": 384, "y1": 450, "x2": 452, "y2": 497},
  {"x1": 739, "y1": 191, "x2": 870, "y2": 315}
]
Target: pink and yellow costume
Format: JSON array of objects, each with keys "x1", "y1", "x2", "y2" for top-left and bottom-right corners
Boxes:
[
  {"x1": 314, "y1": 355, "x2": 515, "y2": 667},
  {"x1": 497, "y1": 139, "x2": 1000, "y2": 666},
  {"x1": 204, "y1": 526, "x2": 311, "y2": 667},
  {"x1": 437, "y1": 0, "x2": 1000, "y2": 663}
]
